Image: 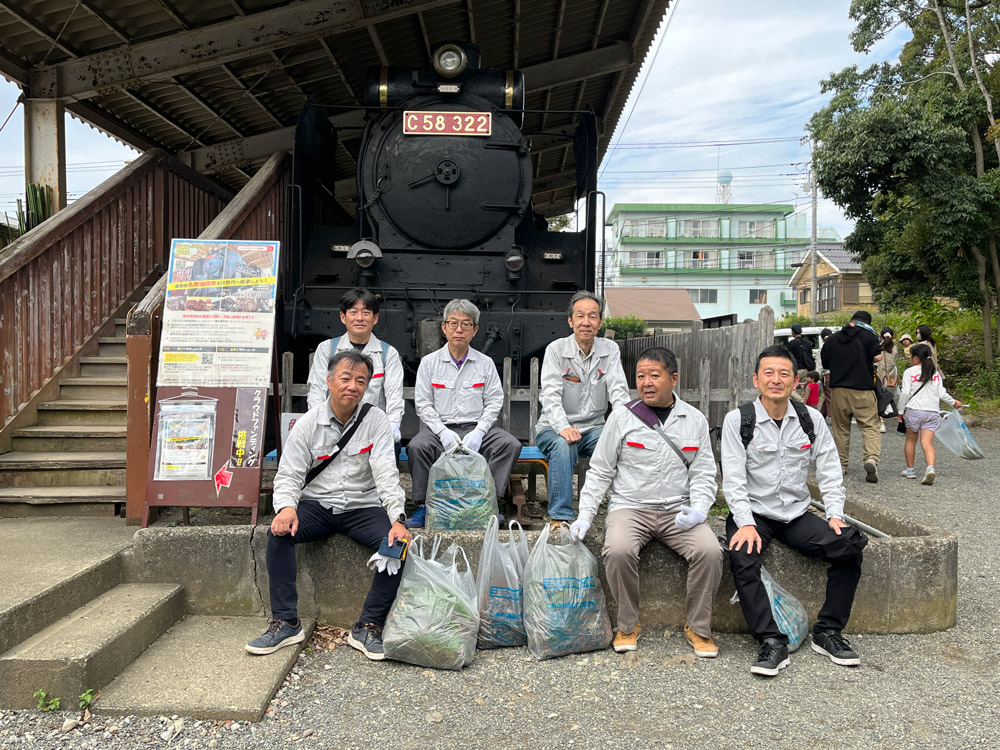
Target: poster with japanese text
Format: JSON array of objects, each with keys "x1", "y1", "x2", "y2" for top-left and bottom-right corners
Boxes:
[{"x1": 157, "y1": 239, "x2": 280, "y2": 387}]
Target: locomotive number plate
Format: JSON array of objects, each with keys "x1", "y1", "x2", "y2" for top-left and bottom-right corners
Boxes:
[{"x1": 403, "y1": 111, "x2": 492, "y2": 136}]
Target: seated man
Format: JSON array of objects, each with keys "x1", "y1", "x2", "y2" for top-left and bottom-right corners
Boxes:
[
  {"x1": 536, "y1": 291, "x2": 629, "y2": 522},
  {"x1": 306, "y1": 288, "x2": 405, "y2": 447},
  {"x1": 246, "y1": 349, "x2": 412, "y2": 661},
  {"x1": 570, "y1": 347, "x2": 723, "y2": 657},
  {"x1": 406, "y1": 299, "x2": 521, "y2": 528},
  {"x1": 722, "y1": 344, "x2": 867, "y2": 677}
]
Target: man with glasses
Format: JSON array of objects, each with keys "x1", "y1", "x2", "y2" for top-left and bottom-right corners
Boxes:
[
  {"x1": 536, "y1": 291, "x2": 629, "y2": 522},
  {"x1": 405, "y1": 299, "x2": 521, "y2": 528}
]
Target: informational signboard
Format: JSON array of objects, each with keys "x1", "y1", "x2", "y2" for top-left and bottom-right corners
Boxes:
[
  {"x1": 158, "y1": 239, "x2": 279, "y2": 388},
  {"x1": 144, "y1": 238, "x2": 280, "y2": 528}
]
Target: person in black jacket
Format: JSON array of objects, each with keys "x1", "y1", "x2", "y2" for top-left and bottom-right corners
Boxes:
[
  {"x1": 820, "y1": 311, "x2": 883, "y2": 483},
  {"x1": 786, "y1": 324, "x2": 815, "y2": 402}
]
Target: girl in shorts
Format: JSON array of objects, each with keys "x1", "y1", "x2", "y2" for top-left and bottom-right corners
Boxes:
[{"x1": 897, "y1": 344, "x2": 962, "y2": 485}]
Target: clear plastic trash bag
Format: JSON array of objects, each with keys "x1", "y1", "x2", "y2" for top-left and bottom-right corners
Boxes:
[
  {"x1": 935, "y1": 409, "x2": 985, "y2": 460},
  {"x1": 731, "y1": 565, "x2": 809, "y2": 652},
  {"x1": 426, "y1": 447, "x2": 498, "y2": 530},
  {"x1": 477, "y1": 515, "x2": 529, "y2": 649},
  {"x1": 383, "y1": 536, "x2": 479, "y2": 670},
  {"x1": 522, "y1": 523, "x2": 613, "y2": 660}
]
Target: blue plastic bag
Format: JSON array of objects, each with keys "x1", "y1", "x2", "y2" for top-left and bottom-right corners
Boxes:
[
  {"x1": 426, "y1": 447, "x2": 498, "y2": 530},
  {"x1": 476, "y1": 515, "x2": 529, "y2": 649}
]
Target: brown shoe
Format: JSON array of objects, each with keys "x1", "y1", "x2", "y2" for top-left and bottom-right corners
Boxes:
[
  {"x1": 613, "y1": 623, "x2": 640, "y2": 653},
  {"x1": 684, "y1": 625, "x2": 719, "y2": 658}
]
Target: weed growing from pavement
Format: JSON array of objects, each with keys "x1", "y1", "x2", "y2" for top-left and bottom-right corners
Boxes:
[
  {"x1": 79, "y1": 688, "x2": 95, "y2": 711},
  {"x1": 32, "y1": 690, "x2": 60, "y2": 711}
]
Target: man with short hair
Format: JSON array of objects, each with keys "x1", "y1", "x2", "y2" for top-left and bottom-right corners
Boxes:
[
  {"x1": 722, "y1": 344, "x2": 866, "y2": 677},
  {"x1": 570, "y1": 347, "x2": 723, "y2": 657},
  {"x1": 306, "y1": 288, "x2": 405, "y2": 445},
  {"x1": 536, "y1": 291, "x2": 629, "y2": 522},
  {"x1": 405, "y1": 299, "x2": 521, "y2": 528},
  {"x1": 820, "y1": 310, "x2": 883, "y2": 482},
  {"x1": 247, "y1": 349, "x2": 412, "y2": 661}
]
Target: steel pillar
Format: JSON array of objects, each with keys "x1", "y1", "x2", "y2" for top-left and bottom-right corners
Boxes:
[{"x1": 23, "y1": 75, "x2": 67, "y2": 210}]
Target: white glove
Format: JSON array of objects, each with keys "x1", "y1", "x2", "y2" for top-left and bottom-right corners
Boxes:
[
  {"x1": 366, "y1": 552, "x2": 402, "y2": 576},
  {"x1": 462, "y1": 428, "x2": 486, "y2": 453},
  {"x1": 439, "y1": 428, "x2": 461, "y2": 451},
  {"x1": 390, "y1": 422, "x2": 401, "y2": 443},
  {"x1": 675, "y1": 505, "x2": 707, "y2": 531},
  {"x1": 569, "y1": 518, "x2": 590, "y2": 542}
]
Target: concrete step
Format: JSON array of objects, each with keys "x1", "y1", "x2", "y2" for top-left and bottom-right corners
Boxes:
[
  {"x1": 98, "y1": 337, "x2": 127, "y2": 357},
  {"x1": 0, "y1": 452, "x2": 127, "y2": 488},
  {"x1": 0, "y1": 486, "x2": 126, "y2": 517},
  {"x1": 79, "y1": 357, "x2": 127, "y2": 376},
  {"x1": 11, "y1": 425, "x2": 127, "y2": 452},
  {"x1": 0, "y1": 584, "x2": 185, "y2": 709},
  {"x1": 97, "y1": 616, "x2": 315, "y2": 722},
  {"x1": 37, "y1": 400, "x2": 127, "y2": 426},
  {"x1": 59, "y1": 376, "x2": 128, "y2": 401}
]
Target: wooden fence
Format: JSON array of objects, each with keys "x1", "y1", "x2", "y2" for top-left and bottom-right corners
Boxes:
[
  {"x1": 125, "y1": 151, "x2": 290, "y2": 524},
  {"x1": 615, "y1": 306, "x2": 776, "y2": 427},
  {"x1": 0, "y1": 149, "x2": 232, "y2": 436}
]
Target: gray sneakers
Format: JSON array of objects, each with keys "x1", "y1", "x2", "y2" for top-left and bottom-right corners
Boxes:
[
  {"x1": 348, "y1": 622, "x2": 386, "y2": 661},
  {"x1": 864, "y1": 460, "x2": 879, "y2": 483},
  {"x1": 245, "y1": 618, "x2": 305, "y2": 655}
]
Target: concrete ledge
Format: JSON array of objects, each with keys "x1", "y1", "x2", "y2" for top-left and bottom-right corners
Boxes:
[{"x1": 127, "y1": 492, "x2": 956, "y2": 634}]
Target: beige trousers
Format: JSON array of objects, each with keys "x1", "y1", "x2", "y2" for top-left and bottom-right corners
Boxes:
[
  {"x1": 829, "y1": 387, "x2": 881, "y2": 468},
  {"x1": 602, "y1": 507, "x2": 723, "y2": 637}
]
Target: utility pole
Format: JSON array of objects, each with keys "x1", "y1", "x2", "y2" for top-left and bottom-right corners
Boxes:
[{"x1": 809, "y1": 149, "x2": 818, "y2": 321}]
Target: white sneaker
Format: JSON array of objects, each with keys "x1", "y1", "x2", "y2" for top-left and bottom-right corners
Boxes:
[
  {"x1": 901, "y1": 467, "x2": 916, "y2": 479},
  {"x1": 922, "y1": 466, "x2": 936, "y2": 485},
  {"x1": 879, "y1": 422, "x2": 886, "y2": 433}
]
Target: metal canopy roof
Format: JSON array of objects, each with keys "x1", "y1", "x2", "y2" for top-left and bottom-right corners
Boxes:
[{"x1": 1, "y1": 0, "x2": 670, "y2": 217}]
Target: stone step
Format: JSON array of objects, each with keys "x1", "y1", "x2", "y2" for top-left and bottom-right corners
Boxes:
[
  {"x1": 97, "y1": 616, "x2": 315, "y2": 722},
  {"x1": 79, "y1": 357, "x2": 127, "y2": 376},
  {"x1": 0, "y1": 486, "x2": 126, "y2": 517},
  {"x1": 59, "y1": 376, "x2": 128, "y2": 401},
  {"x1": 11, "y1": 425, "x2": 127, "y2": 452},
  {"x1": 0, "y1": 452, "x2": 127, "y2": 488},
  {"x1": 98, "y1": 337, "x2": 127, "y2": 357},
  {"x1": 0, "y1": 584, "x2": 185, "y2": 709},
  {"x1": 37, "y1": 400, "x2": 127, "y2": 426}
]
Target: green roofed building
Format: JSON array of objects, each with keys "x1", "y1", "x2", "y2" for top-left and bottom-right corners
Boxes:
[{"x1": 603, "y1": 203, "x2": 839, "y2": 322}]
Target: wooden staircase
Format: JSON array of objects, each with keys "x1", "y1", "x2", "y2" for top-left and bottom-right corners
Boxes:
[{"x1": 0, "y1": 319, "x2": 129, "y2": 517}]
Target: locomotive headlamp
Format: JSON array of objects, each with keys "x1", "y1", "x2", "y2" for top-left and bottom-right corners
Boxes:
[
  {"x1": 504, "y1": 250, "x2": 525, "y2": 273},
  {"x1": 433, "y1": 44, "x2": 468, "y2": 78},
  {"x1": 347, "y1": 239, "x2": 382, "y2": 269}
]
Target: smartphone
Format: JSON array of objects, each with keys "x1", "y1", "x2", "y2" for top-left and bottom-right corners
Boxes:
[{"x1": 379, "y1": 536, "x2": 407, "y2": 561}]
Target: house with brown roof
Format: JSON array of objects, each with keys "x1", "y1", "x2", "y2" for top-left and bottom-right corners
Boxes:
[
  {"x1": 604, "y1": 288, "x2": 701, "y2": 333},
  {"x1": 789, "y1": 243, "x2": 879, "y2": 317}
]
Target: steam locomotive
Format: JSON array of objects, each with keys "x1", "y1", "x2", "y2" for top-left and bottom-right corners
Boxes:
[{"x1": 281, "y1": 42, "x2": 600, "y2": 388}]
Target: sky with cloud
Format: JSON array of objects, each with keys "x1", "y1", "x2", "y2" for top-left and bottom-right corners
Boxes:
[{"x1": 0, "y1": 0, "x2": 908, "y2": 237}]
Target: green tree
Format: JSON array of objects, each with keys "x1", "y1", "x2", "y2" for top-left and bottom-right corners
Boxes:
[
  {"x1": 809, "y1": 0, "x2": 1000, "y2": 362},
  {"x1": 547, "y1": 214, "x2": 572, "y2": 232},
  {"x1": 599, "y1": 314, "x2": 647, "y2": 339}
]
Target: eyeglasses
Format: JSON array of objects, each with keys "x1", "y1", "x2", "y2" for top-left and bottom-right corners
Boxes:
[{"x1": 444, "y1": 319, "x2": 475, "y2": 331}]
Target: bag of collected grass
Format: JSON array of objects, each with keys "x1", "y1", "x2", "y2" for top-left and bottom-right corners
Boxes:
[
  {"x1": 425, "y1": 446, "x2": 498, "y2": 530},
  {"x1": 382, "y1": 536, "x2": 479, "y2": 670},
  {"x1": 730, "y1": 565, "x2": 808, "y2": 652},
  {"x1": 935, "y1": 409, "x2": 985, "y2": 460},
  {"x1": 477, "y1": 515, "x2": 529, "y2": 649},
  {"x1": 522, "y1": 522, "x2": 613, "y2": 660}
]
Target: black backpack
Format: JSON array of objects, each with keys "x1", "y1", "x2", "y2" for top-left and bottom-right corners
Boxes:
[{"x1": 737, "y1": 400, "x2": 816, "y2": 450}]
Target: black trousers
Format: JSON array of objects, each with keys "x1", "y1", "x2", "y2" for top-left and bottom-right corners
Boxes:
[
  {"x1": 266, "y1": 500, "x2": 403, "y2": 627},
  {"x1": 726, "y1": 511, "x2": 864, "y2": 644}
]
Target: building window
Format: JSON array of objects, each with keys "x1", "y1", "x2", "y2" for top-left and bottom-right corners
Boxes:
[
  {"x1": 737, "y1": 250, "x2": 755, "y2": 269},
  {"x1": 687, "y1": 288, "x2": 718, "y2": 304},
  {"x1": 684, "y1": 250, "x2": 717, "y2": 269},
  {"x1": 738, "y1": 220, "x2": 775, "y2": 238},
  {"x1": 678, "y1": 219, "x2": 719, "y2": 238},
  {"x1": 799, "y1": 287, "x2": 811, "y2": 304},
  {"x1": 622, "y1": 218, "x2": 666, "y2": 238},
  {"x1": 630, "y1": 250, "x2": 663, "y2": 269},
  {"x1": 749, "y1": 289, "x2": 768, "y2": 305}
]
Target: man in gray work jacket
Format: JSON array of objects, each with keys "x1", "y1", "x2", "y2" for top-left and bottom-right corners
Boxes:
[
  {"x1": 535, "y1": 291, "x2": 629, "y2": 521},
  {"x1": 405, "y1": 299, "x2": 521, "y2": 528},
  {"x1": 570, "y1": 347, "x2": 722, "y2": 657},
  {"x1": 246, "y1": 349, "x2": 412, "y2": 662},
  {"x1": 722, "y1": 344, "x2": 866, "y2": 678}
]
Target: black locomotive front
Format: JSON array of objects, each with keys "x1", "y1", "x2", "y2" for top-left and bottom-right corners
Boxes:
[{"x1": 282, "y1": 42, "x2": 598, "y2": 390}]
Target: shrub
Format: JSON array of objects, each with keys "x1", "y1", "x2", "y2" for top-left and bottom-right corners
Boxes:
[{"x1": 599, "y1": 314, "x2": 647, "y2": 339}]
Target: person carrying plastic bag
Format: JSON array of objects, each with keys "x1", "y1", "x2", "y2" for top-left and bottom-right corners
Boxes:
[
  {"x1": 522, "y1": 522, "x2": 613, "y2": 660},
  {"x1": 936, "y1": 409, "x2": 985, "y2": 461},
  {"x1": 382, "y1": 536, "x2": 479, "y2": 670},
  {"x1": 477, "y1": 515, "x2": 529, "y2": 649},
  {"x1": 425, "y1": 446, "x2": 498, "y2": 530}
]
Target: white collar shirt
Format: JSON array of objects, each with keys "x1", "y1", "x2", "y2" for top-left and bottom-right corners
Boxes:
[
  {"x1": 271, "y1": 399, "x2": 405, "y2": 521},
  {"x1": 721, "y1": 398, "x2": 845, "y2": 528},
  {"x1": 414, "y1": 345, "x2": 503, "y2": 435},
  {"x1": 577, "y1": 396, "x2": 718, "y2": 524},
  {"x1": 305, "y1": 334, "x2": 405, "y2": 422},
  {"x1": 536, "y1": 334, "x2": 630, "y2": 435}
]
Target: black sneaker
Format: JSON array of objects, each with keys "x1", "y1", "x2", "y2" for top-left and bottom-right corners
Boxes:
[
  {"x1": 348, "y1": 622, "x2": 385, "y2": 661},
  {"x1": 811, "y1": 630, "x2": 860, "y2": 666},
  {"x1": 245, "y1": 618, "x2": 305, "y2": 655},
  {"x1": 750, "y1": 638, "x2": 790, "y2": 677}
]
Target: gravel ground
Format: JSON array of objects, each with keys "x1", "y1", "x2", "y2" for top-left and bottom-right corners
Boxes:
[{"x1": 1, "y1": 426, "x2": 997, "y2": 750}]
